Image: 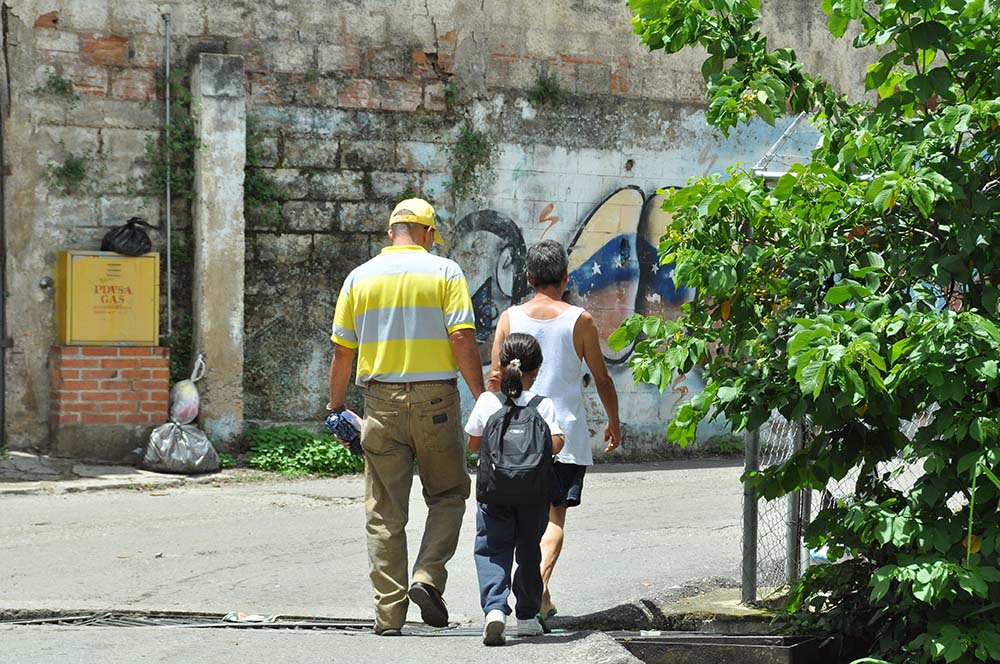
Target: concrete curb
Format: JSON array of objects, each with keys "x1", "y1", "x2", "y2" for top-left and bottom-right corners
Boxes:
[
  {"x1": 0, "y1": 451, "x2": 242, "y2": 496},
  {"x1": 560, "y1": 583, "x2": 773, "y2": 635}
]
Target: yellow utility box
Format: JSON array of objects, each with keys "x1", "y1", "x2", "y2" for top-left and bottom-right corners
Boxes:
[{"x1": 56, "y1": 251, "x2": 160, "y2": 346}]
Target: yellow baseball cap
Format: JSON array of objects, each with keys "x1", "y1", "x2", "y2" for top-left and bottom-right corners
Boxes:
[{"x1": 389, "y1": 198, "x2": 444, "y2": 245}]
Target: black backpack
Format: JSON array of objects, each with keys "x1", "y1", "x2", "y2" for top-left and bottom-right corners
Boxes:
[{"x1": 476, "y1": 393, "x2": 553, "y2": 505}]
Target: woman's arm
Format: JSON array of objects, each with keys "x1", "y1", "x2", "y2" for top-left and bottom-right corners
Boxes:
[{"x1": 486, "y1": 310, "x2": 511, "y2": 392}]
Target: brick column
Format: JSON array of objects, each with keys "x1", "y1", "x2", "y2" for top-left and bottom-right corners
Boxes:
[
  {"x1": 49, "y1": 346, "x2": 170, "y2": 460},
  {"x1": 191, "y1": 53, "x2": 246, "y2": 450}
]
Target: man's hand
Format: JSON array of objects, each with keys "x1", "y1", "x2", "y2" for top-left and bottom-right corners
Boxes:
[
  {"x1": 603, "y1": 420, "x2": 622, "y2": 454},
  {"x1": 325, "y1": 409, "x2": 364, "y2": 456},
  {"x1": 449, "y1": 328, "x2": 486, "y2": 400}
]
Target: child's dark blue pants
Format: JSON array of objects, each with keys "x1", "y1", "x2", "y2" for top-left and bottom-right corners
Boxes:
[{"x1": 473, "y1": 501, "x2": 549, "y2": 619}]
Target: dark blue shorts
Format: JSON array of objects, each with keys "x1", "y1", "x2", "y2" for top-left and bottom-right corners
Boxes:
[{"x1": 551, "y1": 461, "x2": 587, "y2": 508}]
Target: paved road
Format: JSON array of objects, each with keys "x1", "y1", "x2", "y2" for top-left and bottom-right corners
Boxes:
[{"x1": 1, "y1": 459, "x2": 742, "y2": 663}]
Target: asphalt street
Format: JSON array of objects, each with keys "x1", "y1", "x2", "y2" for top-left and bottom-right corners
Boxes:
[{"x1": 1, "y1": 459, "x2": 743, "y2": 663}]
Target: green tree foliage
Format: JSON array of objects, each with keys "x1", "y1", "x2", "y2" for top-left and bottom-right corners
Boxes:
[{"x1": 618, "y1": 0, "x2": 1000, "y2": 661}]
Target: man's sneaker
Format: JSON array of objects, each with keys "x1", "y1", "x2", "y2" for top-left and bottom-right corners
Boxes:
[
  {"x1": 408, "y1": 582, "x2": 449, "y2": 627},
  {"x1": 483, "y1": 609, "x2": 506, "y2": 646},
  {"x1": 373, "y1": 625, "x2": 402, "y2": 636},
  {"x1": 516, "y1": 617, "x2": 544, "y2": 637}
]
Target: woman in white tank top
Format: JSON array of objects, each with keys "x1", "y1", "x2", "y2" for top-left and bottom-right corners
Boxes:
[
  {"x1": 488, "y1": 240, "x2": 622, "y2": 625},
  {"x1": 506, "y1": 306, "x2": 592, "y2": 465}
]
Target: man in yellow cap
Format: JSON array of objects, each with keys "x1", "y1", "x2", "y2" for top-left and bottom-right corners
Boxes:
[{"x1": 328, "y1": 198, "x2": 485, "y2": 635}]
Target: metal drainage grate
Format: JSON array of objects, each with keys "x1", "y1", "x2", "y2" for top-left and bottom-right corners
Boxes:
[
  {"x1": 612, "y1": 632, "x2": 829, "y2": 664},
  {"x1": 0, "y1": 611, "x2": 471, "y2": 635}
]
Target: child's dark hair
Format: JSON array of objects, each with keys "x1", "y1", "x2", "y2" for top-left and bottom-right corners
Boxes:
[{"x1": 499, "y1": 333, "x2": 543, "y2": 399}]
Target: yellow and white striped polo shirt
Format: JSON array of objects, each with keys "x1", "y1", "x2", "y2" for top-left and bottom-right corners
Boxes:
[{"x1": 331, "y1": 245, "x2": 476, "y2": 385}]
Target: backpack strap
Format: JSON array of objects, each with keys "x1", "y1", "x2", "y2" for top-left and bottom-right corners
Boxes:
[
  {"x1": 527, "y1": 395, "x2": 544, "y2": 409},
  {"x1": 488, "y1": 392, "x2": 519, "y2": 456}
]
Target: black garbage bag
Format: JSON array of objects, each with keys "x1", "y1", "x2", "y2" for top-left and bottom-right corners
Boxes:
[{"x1": 101, "y1": 217, "x2": 152, "y2": 256}]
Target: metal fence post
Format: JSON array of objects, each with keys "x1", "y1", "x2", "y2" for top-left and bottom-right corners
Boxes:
[
  {"x1": 785, "y1": 421, "x2": 804, "y2": 586},
  {"x1": 742, "y1": 427, "x2": 760, "y2": 604}
]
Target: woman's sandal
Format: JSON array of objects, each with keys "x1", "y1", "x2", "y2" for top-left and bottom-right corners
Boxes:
[{"x1": 536, "y1": 607, "x2": 558, "y2": 634}]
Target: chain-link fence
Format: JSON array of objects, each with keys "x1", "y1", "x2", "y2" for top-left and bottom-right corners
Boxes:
[{"x1": 741, "y1": 411, "x2": 931, "y2": 603}]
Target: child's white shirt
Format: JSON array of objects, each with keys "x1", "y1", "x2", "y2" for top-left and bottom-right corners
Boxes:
[{"x1": 464, "y1": 390, "x2": 563, "y2": 438}]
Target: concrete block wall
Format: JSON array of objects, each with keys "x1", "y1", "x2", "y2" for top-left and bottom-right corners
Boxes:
[{"x1": 2, "y1": 0, "x2": 870, "y2": 455}]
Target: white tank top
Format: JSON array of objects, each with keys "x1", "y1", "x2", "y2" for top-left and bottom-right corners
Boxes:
[{"x1": 507, "y1": 305, "x2": 592, "y2": 465}]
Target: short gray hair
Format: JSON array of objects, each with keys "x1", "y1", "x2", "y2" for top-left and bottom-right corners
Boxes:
[
  {"x1": 526, "y1": 240, "x2": 568, "y2": 287},
  {"x1": 389, "y1": 222, "x2": 426, "y2": 239}
]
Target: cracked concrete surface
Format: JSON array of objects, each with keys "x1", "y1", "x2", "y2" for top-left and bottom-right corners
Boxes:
[{"x1": 1, "y1": 459, "x2": 741, "y2": 662}]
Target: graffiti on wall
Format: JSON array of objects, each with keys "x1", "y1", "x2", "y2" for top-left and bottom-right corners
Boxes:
[{"x1": 448, "y1": 186, "x2": 696, "y2": 365}]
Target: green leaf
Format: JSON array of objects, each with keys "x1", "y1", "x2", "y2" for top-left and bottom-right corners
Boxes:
[
  {"x1": 825, "y1": 280, "x2": 872, "y2": 304},
  {"x1": 701, "y1": 54, "x2": 723, "y2": 80},
  {"x1": 912, "y1": 184, "x2": 935, "y2": 217},
  {"x1": 800, "y1": 360, "x2": 828, "y2": 398},
  {"x1": 908, "y1": 73, "x2": 933, "y2": 101},
  {"x1": 773, "y1": 172, "x2": 797, "y2": 200},
  {"x1": 865, "y1": 59, "x2": 891, "y2": 91},
  {"x1": 828, "y1": 10, "x2": 849, "y2": 37},
  {"x1": 717, "y1": 385, "x2": 740, "y2": 402},
  {"x1": 609, "y1": 325, "x2": 635, "y2": 351},
  {"x1": 928, "y1": 66, "x2": 953, "y2": 95},
  {"x1": 642, "y1": 317, "x2": 662, "y2": 337},
  {"x1": 891, "y1": 145, "x2": 916, "y2": 172},
  {"x1": 756, "y1": 98, "x2": 776, "y2": 125},
  {"x1": 891, "y1": 337, "x2": 916, "y2": 363},
  {"x1": 909, "y1": 21, "x2": 950, "y2": 49}
]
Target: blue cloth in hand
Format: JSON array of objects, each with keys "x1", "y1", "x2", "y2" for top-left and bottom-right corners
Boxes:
[{"x1": 325, "y1": 410, "x2": 363, "y2": 457}]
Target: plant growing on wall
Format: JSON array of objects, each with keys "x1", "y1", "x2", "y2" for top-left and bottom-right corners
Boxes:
[
  {"x1": 244, "y1": 116, "x2": 288, "y2": 228},
  {"x1": 34, "y1": 69, "x2": 78, "y2": 108},
  {"x1": 142, "y1": 70, "x2": 202, "y2": 382},
  {"x1": 528, "y1": 70, "x2": 564, "y2": 106},
  {"x1": 444, "y1": 81, "x2": 460, "y2": 109},
  {"x1": 616, "y1": 0, "x2": 1000, "y2": 662},
  {"x1": 446, "y1": 122, "x2": 499, "y2": 204},
  {"x1": 397, "y1": 180, "x2": 435, "y2": 205},
  {"x1": 142, "y1": 70, "x2": 202, "y2": 200},
  {"x1": 46, "y1": 147, "x2": 101, "y2": 195}
]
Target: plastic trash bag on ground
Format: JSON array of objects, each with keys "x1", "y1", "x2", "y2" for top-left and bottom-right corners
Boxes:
[
  {"x1": 140, "y1": 422, "x2": 219, "y2": 474},
  {"x1": 101, "y1": 217, "x2": 153, "y2": 256},
  {"x1": 169, "y1": 354, "x2": 206, "y2": 424}
]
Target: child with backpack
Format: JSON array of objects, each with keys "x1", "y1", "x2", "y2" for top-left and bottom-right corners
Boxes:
[{"x1": 464, "y1": 333, "x2": 565, "y2": 646}]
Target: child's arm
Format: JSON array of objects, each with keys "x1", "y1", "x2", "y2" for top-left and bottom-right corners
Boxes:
[
  {"x1": 551, "y1": 434, "x2": 565, "y2": 455},
  {"x1": 468, "y1": 435, "x2": 482, "y2": 453}
]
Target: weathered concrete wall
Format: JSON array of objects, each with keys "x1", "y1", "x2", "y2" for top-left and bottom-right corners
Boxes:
[{"x1": 2, "y1": 0, "x2": 869, "y2": 455}]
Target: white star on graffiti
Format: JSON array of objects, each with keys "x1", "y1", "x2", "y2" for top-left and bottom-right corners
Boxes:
[
  {"x1": 651, "y1": 264, "x2": 660, "y2": 274},
  {"x1": 613, "y1": 256, "x2": 624, "y2": 269},
  {"x1": 591, "y1": 262, "x2": 602, "y2": 275},
  {"x1": 666, "y1": 268, "x2": 675, "y2": 279}
]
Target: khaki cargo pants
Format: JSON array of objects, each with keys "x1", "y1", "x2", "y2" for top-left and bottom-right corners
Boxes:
[{"x1": 361, "y1": 380, "x2": 471, "y2": 630}]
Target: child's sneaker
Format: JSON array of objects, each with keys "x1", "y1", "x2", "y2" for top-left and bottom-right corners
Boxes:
[
  {"x1": 516, "y1": 617, "x2": 543, "y2": 637},
  {"x1": 483, "y1": 609, "x2": 506, "y2": 646}
]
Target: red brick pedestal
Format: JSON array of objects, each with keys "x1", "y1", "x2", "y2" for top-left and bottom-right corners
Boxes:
[{"x1": 49, "y1": 346, "x2": 170, "y2": 461}]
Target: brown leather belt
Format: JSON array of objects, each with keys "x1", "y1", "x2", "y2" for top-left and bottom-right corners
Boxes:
[{"x1": 368, "y1": 378, "x2": 458, "y2": 388}]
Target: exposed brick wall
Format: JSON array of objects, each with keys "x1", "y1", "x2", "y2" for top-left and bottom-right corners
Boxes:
[{"x1": 49, "y1": 346, "x2": 170, "y2": 428}]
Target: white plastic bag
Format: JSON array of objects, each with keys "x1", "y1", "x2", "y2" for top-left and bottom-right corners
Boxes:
[
  {"x1": 141, "y1": 421, "x2": 219, "y2": 474},
  {"x1": 169, "y1": 354, "x2": 205, "y2": 424}
]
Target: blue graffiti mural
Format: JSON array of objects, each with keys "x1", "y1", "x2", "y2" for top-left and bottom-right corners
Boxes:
[{"x1": 449, "y1": 187, "x2": 696, "y2": 365}]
